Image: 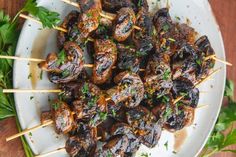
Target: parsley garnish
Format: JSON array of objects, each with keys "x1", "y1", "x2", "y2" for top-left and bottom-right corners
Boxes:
[
  {"x1": 162, "y1": 24, "x2": 170, "y2": 32},
  {"x1": 99, "y1": 112, "x2": 108, "y2": 121},
  {"x1": 164, "y1": 141, "x2": 169, "y2": 150},
  {"x1": 61, "y1": 69, "x2": 70, "y2": 78},
  {"x1": 163, "y1": 69, "x2": 171, "y2": 80},
  {"x1": 136, "y1": 50, "x2": 147, "y2": 57},
  {"x1": 112, "y1": 109, "x2": 116, "y2": 117},
  {"x1": 30, "y1": 96, "x2": 34, "y2": 100},
  {"x1": 196, "y1": 58, "x2": 202, "y2": 65},
  {"x1": 56, "y1": 49, "x2": 66, "y2": 66},
  {"x1": 82, "y1": 83, "x2": 89, "y2": 95},
  {"x1": 39, "y1": 70, "x2": 43, "y2": 80},
  {"x1": 51, "y1": 101, "x2": 61, "y2": 110}
]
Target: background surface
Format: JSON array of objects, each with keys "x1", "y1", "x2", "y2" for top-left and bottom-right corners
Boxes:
[{"x1": 0, "y1": 0, "x2": 235, "y2": 157}]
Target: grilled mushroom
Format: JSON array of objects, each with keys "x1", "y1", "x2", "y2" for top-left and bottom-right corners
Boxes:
[
  {"x1": 51, "y1": 100, "x2": 74, "y2": 134},
  {"x1": 101, "y1": 0, "x2": 135, "y2": 13},
  {"x1": 92, "y1": 39, "x2": 117, "y2": 84},
  {"x1": 38, "y1": 42, "x2": 84, "y2": 84},
  {"x1": 113, "y1": 7, "x2": 136, "y2": 42},
  {"x1": 107, "y1": 71, "x2": 144, "y2": 108}
]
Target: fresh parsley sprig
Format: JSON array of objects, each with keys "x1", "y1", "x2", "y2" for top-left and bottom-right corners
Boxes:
[{"x1": 201, "y1": 80, "x2": 236, "y2": 157}]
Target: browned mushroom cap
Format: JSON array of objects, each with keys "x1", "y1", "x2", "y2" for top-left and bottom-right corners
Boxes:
[
  {"x1": 77, "y1": 0, "x2": 102, "y2": 39},
  {"x1": 57, "y1": 11, "x2": 81, "y2": 50},
  {"x1": 126, "y1": 106, "x2": 162, "y2": 148},
  {"x1": 107, "y1": 71, "x2": 144, "y2": 108},
  {"x1": 92, "y1": 39, "x2": 117, "y2": 84},
  {"x1": 113, "y1": 7, "x2": 136, "y2": 42},
  {"x1": 102, "y1": 0, "x2": 135, "y2": 13},
  {"x1": 41, "y1": 111, "x2": 52, "y2": 124},
  {"x1": 110, "y1": 123, "x2": 140, "y2": 154},
  {"x1": 132, "y1": 8, "x2": 153, "y2": 54},
  {"x1": 38, "y1": 42, "x2": 84, "y2": 84},
  {"x1": 50, "y1": 100, "x2": 74, "y2": 134},
  {"x1": 65, "y1": 122, "x2": 97, "y2": 157}
]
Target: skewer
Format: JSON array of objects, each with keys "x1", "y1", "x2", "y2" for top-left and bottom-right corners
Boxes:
[
  {"x1": 60, "y1": 0, "x2": 142, "y2": 30},
  {"x1": 3, "y1": 89, "x2": 62, "y2": 93},
  {"x1": 204, "y1": 54, "x2": 232, "y2": 66},
  {"x1": 0, "y1": 55, "x2": 146, "y2": 71}
]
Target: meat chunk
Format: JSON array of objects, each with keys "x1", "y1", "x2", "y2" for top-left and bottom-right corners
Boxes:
[
  {"x1": 65, "y1": 122, "x2": 97, "y2": 157},
  {"x1": 126, "y1": 106, "x2": 162, "y2": 148},
  {"x1": 102, "y1": 0, "x2": 135, "y2": 13},
  {"x1": 107, "y1": 71, "x2": 144, "y2": 108},
  {"x1": 41, "y1": 111, "x2": 52, "y2": 123},
  {"x1": 92, "y1": 39, "x2": 117, "y2": 84},
  {"x1": 38, "y1": 42, "x2": 84, "y2": 84},
  {"x1": 50, "y1": 100, "x2": 74, "y2": 134},
  {"x1": 113, "y1": 7, "x2": 136, "y2": 42}
]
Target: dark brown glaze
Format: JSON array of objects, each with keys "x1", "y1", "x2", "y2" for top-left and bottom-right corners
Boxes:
[
  {"x1": 102, "y1": 0, "x2": 135, "y2": 13},
  {"x1": 38, "y1": 42, "x2": 84, "y2": 84},
  {"x1": 195, "y1": 36, "x2": 216, "y2": 79},
  {"x1": 57, "y1": 11, "x2": 82, "y2": 50},
  {"x1": 126, "y1": 106, "x2": 162, "y2": 148},
  {"x1": 71, "y1": 82, "x2": 108, "y2": 126},
  {"x1": 97, "y1": 117, "x2": 116, "y2": 141},
  {"x1": 77, "y1": 0, "x2": 102, "y2": 39},
  {"x1": 111, "y1": 123, "x2": 140, "y2": 154},
  {"x1": 144, "y1": 54, "x2": 173, "y2": 107},
  {"x1": 65, "y1": 122, "x2": 97, "y2": 157},
  {"x1": 153, "y1": 8, "x2": 197, "y2": 55},
  {"x1": 171, "y1": 44, "x2": 199, "y2": 82},
  {"x1": 107, "y1": 71, "x2": 144, "y2": 108},
  {"x1": 180, "y1": 88, "x2": 199, "y2": 108},
  {"x1": 51, "y1": 100, "x2": 74, "y2": 134},
  {"x1": 113, "y1": 7, "x2": 136, "y2": 42},
  {"x1": 40, "y1": 111, "x2": 52, "y2": 123},
  {"x1": 132, "y1": 8, "x2": 153, "y2": 55},
  {"x1": 92, "y1": 39, "x2": 117, "y2": 84},
  {"x1": 117, "y1": 44, "x2": 141, "y2": 73},
  {"x1": 133, "y1": 0, "x2": 149, "y2": 11}
]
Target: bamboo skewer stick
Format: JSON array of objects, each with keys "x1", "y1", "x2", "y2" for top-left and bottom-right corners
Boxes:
[
  {"x1": 6, "y1": 120, "x2": 54, "y2": 142},
  {"x1": 3, "y1": 89, "x2": 62, "y2": 93},
  {"x1": 60, "y1": 0, "x2": 142, "y2": 30},
  {"x1": 19, "y1": 14, "x2": 68, "y2": 33},
  {"x1": 204, "y1": 54, "x2": 232, "y2": 66}
]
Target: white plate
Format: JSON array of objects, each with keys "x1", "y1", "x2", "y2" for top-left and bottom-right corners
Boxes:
[{"x1": 13, "y1": 0, "x2": 226, "y2": 157}]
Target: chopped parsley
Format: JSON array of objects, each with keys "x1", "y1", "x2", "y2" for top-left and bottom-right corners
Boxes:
[
  {"x1": 56, "y1": 49, "x2": 66, "y2": 66},
  {"x1": 51, "y1": 101, "x2": 62, "y2": 110},
  {"x1": 82, "y1": 83, "x2": 89, "y2": 95},
  {"x1": 88, "y1": 96, "x2": 98, "y2": 108},
  {"x1": 61, "y1": 69, "x2": 70, "y2": 78},
  {"x1": 162, "y1": 24, "x2": 170, "y2": 32},
  {"x1": 140, "y1": 152, "x2": 151, "y2": 157},
  {"x1": 39, "y1": 70, "x2": 43, "y2": 80},
  {"x1": 99, "y1": 112, "x2": 108, "y2": 121},
  {"x1": 164, "y1": 141, "x2": 169, "y2": 150},
  {"x1": 163, "y1": 106, "x2": 172, "y2": 120},
  {"x1": 196, "y1": 58, "x2": 202, "y2": 65},
  {"x1": 112, "y1": 109, "x2": 116, "y2": 117},
  {"x1": 162, "y1": 95, "x2": 170, "y2": 103},
  {"x1": 163, "y1": 69, "x2": 171, "y2": 80},
  {"x1": 28, "y1": 73, "x2": 32, "y2": 79},
  {"x1": 136, "y1": 50, "x2": 147, "y2": 57},
  {"x1": 30, "y1": 96, "x2": 34, "y2": 100}
]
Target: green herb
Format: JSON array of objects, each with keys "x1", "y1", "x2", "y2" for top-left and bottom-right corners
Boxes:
[
  {"x1": 112, "y1": 109, "x2": 116, "y2": 117},
  {"x1": 51, "y1": 101, "x2": 61, "y2": 110},
  {"x1": 82, "y1": 83, "x2": 89, "y2": 95},
  {"x1": 97, "y1": 24, "x2": 107, "y2": 32},
  {"x1": 196, "y1": 58, "x2": 202, "y2": 65},
  {"x1": 164, "y1": 141, "x2": 169, "y2": 150},
  {"x1": 140, "y1": 152, "x2": 151, "y2": 157},
  {"x1": 162, "y1": 95, "x2": 170, "y2": 103},
  {"x1": 29, "y1": 132, "x2": 32, "y2": 136},
  {"x1": 106, "y1": 150, "x2": 112, "y2": 157},
  {"x1": 162, "y1": 24, "x2": 170, "y2": 32},
  {"x1": 168, "y1": 38, "x2": 176, "y2": 42},
  {"x1": 28, "y1": 73, "x2": 32, "y2": 79},
  {"x1": 136, "y1": 50, "x2": 147, "y2": 57},
  {"x1": 175, "y1": 16, "x2": 181, "y2": 21},
  {"x1": 39, "y1": 70, "x2": 43, "y2": 80},
  {"x1": 99, "y1": 112, "x2": 108, "y2": 121},
  {"x1": 163, "y1": 106, "x2": 172, "y2": 120},
  {"x1": 30, "y1": 96, "x2": 34, "y2": 100},
  {"x1": 163, "y1": 69, "x2": 171, "y2": 80},
  {"x1": 88, "y1": 96, "x2": 98, "y2": 108},
  {"x1": 56, "y1": 49, "x2": 66, "y2": 66},
  {"x1": 61, "y1": 69, "x2": 70, "y2": 78},
  {"x1": 86, "y1": 12, "x2": 92, "y2": 17},
  {"x1": 16, "y1": 0, "x2": 60, "y2": 28},
  {"x1": 201, "y1": 80, "x2": 236, "y2": 157}
]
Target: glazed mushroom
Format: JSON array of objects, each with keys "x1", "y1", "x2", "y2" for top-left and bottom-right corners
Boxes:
[
  {"x1": 107, "y1": 71, "x2": 144, "y2": 108},
  {"x1": 50, "y1": 100, "x2": 74, "y2": 134},
  {"x1": 92, "y1": 39, "x2": 117, "y2": 84},
  {"x1": 113, "y1": 7, "x2": 136, "y2": 42},
  {"x1": 126, "y1": 106, "x2": 162, "y2": 148},
  {"x1": 101, "y1": 0, "x2": 135, "y2": 13},
  {"x1": 38, "y1": 42, "x2": 84, "y2": 84}
]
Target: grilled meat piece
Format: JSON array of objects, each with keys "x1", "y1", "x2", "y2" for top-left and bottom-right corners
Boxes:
[
  {"x1": 38, "y1": 42, "x2": 84, "y2": 84},
  {"x1": 113, "y1": 7, "x2": 136, "y2": 42},
  {"x1": 117, "y1": 44, "x2": 140, "y2": 73},
  {"x1": 111, "y1": 123, "x2": 140, "y2": 154},
  {"x1": 57, "y1": 11, "x2": 81, "y2": 49},
  {"x1": 133, "y1": 0, "x2": 149, "y2": 11},
  {"x1": 144, "y1": 54, "x2": 173, "y2": 106},
  {"x1": 97, "y1": 117, "x2": 116, "y2": 141},
  {"x1": 195, "y1": 36, "x2": 215, "y2": 78},
  {"x1": 41, "y1": 111, "x2": 52, "y2": 123},
  {"x1": 51, "y1": 100, "x2": 74, "y2": 134},
  {"x1": 132, "y1": 8, "x2": 153, "y2": 54},
  {"x1": 107, "y1": 71, "x2": 144, "y2": 108},
  {"x1": 92, "y1": 39, "x2": 117, "y2": 84},
  {"x1": 126, "y1": 106, "x2": 162, "y2": 148},
  {"x1": 65, "y1": 122, "x2": 97, "y2": 157}
]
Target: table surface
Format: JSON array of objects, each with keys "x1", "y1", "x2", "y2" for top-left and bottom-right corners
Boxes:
[{"x1": 0, "y1": 0, "x2": 235, "y2": 157}]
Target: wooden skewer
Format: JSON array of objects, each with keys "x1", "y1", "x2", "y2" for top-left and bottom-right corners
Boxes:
[
  {"x1": 19, "y1": 14, "x2": 68, "y2": 33},
  {"x1": 60, "y1": 0, "x2": 142, "y2": 30},
  {"x1": 6, "y1": 120, "x2": 53, "y2": 142},
  {"x1": 204, "y1": 54, "x2": 232, "y2": 66},
  {"x1": 3, "y1": 89, "x2": 62, "y2": 93}
]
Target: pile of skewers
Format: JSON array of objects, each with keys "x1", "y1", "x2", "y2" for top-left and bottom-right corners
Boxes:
[{"x1": 2, "y1": 0, "x2": 231, "y2": 157}]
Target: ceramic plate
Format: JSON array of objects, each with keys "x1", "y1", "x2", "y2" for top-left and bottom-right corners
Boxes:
[{"x1": 13, "y1": 0, "x2": 226, "y2": 156}]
